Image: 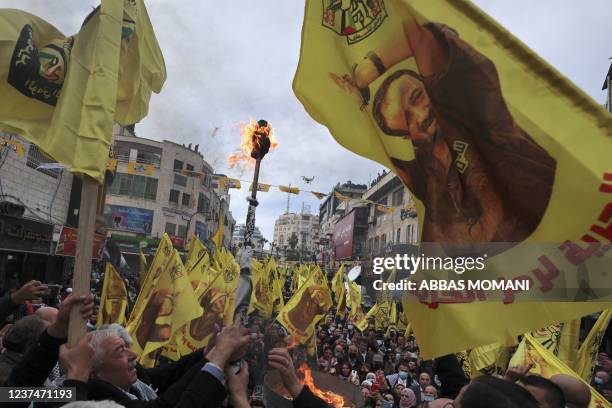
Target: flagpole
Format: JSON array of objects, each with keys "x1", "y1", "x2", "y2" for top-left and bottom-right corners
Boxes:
[
  {"x1": 243, "y1": 157, "x2": 261, "y2": 247},
  {"x1": 68, "y1": 175, "x2": 99, "y2": 346}
]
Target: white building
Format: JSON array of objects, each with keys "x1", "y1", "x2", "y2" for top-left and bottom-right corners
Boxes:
[
  {"x1": 272, "y1": 212, "x2": 320, "y2": 259},
  {"x1": 105, "y1": 125, "x2": 235, "y2": 256},
  {"x1": 0, "y1": 132, "x2": 74, "y2": 287},
  {"x1": 232, "y1": 224, "x2": 265, "y2": 252}
]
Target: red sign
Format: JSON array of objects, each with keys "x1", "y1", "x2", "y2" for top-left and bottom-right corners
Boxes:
[
  {"x1": 55, "y1": 226, "x2": 107, "y2": 259},
  {"x1": 169, "y1": 235, "x2": 185, "y2": 248},
  {"x1": 333, "y1": 210, "x2": 355, "y2": 260}
]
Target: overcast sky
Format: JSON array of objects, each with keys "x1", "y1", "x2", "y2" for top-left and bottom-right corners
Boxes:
[{"x1": 3, "y1": 1, "x2": 610, "y2": 243}]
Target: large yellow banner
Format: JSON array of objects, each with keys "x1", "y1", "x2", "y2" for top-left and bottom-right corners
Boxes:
[
  {"x1": 294, "y1": 0, "x2": 612, "y2": 359},
  {"x1": 97, "y1": 263, "x2": 128, "y2": 328},
  {"x1": 0, "y1": 0, "x2": 165, "y2": 183}
]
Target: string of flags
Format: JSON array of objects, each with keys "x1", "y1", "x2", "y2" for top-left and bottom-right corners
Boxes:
[{"x1": 0, "y1": 139, "x2": 414, "y2": 214}]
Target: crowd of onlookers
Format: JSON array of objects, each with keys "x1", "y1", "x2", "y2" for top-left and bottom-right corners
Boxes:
[{"x1": 0, "y1": 274, "x2": 610, "y2": 407}]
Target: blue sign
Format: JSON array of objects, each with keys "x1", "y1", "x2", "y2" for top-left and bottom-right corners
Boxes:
[
  {"x1": 195, "y1": 221, "x2": 207, "y2": 241},
  {"x1": 104, "y1": 205, "x2": 154, "y2": 234}
]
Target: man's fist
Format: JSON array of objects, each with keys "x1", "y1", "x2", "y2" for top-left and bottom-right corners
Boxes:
[{"x1": 11, "y1": 280, "x2": 47, "y2": 304}]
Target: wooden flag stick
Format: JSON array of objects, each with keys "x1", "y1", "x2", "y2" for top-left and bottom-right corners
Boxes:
[{"x1": 68, "y1": 175, "x2": 99, "y2": 347}]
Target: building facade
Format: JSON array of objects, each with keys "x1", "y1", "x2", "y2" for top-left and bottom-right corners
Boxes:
[
  {"x1": 272, "y1": 211, "x2": 320, "y2": 261},
  {"x1": 104, "y1": 125, "x2": 235, "y2": 259},
  {"x1": 0, "y1": 132, "x2": 74, "y2": 291},
  {"x1": 232, "y1": 224, "x2": 265, "y2": 253}
]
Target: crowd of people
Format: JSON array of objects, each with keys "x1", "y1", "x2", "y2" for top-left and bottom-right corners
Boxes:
[{"x1": 0, "y1": 277, "x2": 610, "y2": 408}]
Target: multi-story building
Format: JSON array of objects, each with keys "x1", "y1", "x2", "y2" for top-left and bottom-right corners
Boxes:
[
  {"x1": 104, "y1": 125, "x2": 235, "y2": 261},
  {"x1": 272, "y1": 211, "x2": 320, "y2": 261},
  {"x1": 317, "y1": 181, "x2": 368, "y2": 269},
  {"x1": 0, "y1": 133, "x2": 74, "y2": 290},
  {"x1": 232, "y1": 224, "x2": 265, "y2": 253}
]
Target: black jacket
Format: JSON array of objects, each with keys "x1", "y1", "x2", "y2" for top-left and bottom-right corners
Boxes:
[{"x1": 4, "y1": 328, "x2": 226, "y2": 408}]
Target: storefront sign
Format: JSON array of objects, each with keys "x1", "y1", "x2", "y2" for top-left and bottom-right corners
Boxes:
[
  {"x1": 55, "y1": 226, "x2": 106, "y2": 259},
  {"x1": 0, "y1": 215, "x2": 53, "y2": 254}
]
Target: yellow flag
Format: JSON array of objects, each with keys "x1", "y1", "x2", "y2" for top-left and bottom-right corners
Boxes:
[
  {"x1": 249, "y1": 183, "x2": 271, "y2": 192},
  {"x1": 279, "y1": 185, "x2": 299, "y2": 195},
  {"x1": 509, "y1": 334, "x2": 609, "y2": 408},
  {"x1": 294, "y1": 0, "x2": 612, "y2": 358},
  {"x1": 348, "y1": 281, "x2": 362, "y2": 322},
  {"x1": 249, "y1": 259, "x2": 273, "y2": 318},
  {"x1": 374, "y1": 301, "x2": 391, "y2": 331},
  {"x1": 97, "y1": 263, "x2": 128, "y2": 328},
  {"x1": 334, "y1": 191, "x2": 351, "y2": 203},
  {"x1": 331, "y1": 264, "x2": 345, "y2": 301},
  {"x1": 139, "y1": 250, "x2": 148, "y2": 287},
  {"x1": 312, "y1": 191, "x2": 327, "y2": 200},
  {"x1": 126, "y1": 248, "x2": 202, "y2": 367},
  {"x1": 558, "y1": 319, "x2": 581, "y2": 369},
  {"x1": 277, "y1": 266, "x2": 332, "y2": 345},
  {"x1": 575, "y1": 309, "x2": 612, "y2": 381},
  {"x1": 355, "y1": 303, "x2": 378, "y2": 333},
  {"x1": 184, "y1": 236, "x2": 208, "y2": 275},
  {"x1": 219, "y1": 177, "x2": 241, "y2": 190},
  {"x1": 0, "y1": 0, "x2": 165, "y2": 182},
  {"x1": 127, "y1": 161, "x2": 154, "y2": 176},
  {"x1": 468, "y1": 342, "x2": 509, "y2": 378},
  {"x1": 114, "y1": 0, "x2": 166, "y2": 125},
  {"x1": 211, "y1": 208, "x2": 225, "y2": 253},
  {"x1": 127, "y1": 234, "x2": 174, "y2": 327},
  {"x1": 176, "y1": 249, "x2": 240, "y2": 355}
]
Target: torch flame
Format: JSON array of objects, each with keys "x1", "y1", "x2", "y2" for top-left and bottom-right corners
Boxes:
[
  {"x1": 285, "y1": 336, "x2": 299, "y2": 350},
  {"x1": 297, "y1": 364, "x2": 345, "y2": 408},
  {"x1": 228, "y1": 119, "x2": 277, "y2": 169}
]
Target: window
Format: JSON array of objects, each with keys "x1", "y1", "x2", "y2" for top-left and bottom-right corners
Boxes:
[
  {"x1": 108, "y1": 173, "x2": 158, "y2": 200},
  {"x1": 169, "y1": 189, "x2": 180, "y2": 203},
  {"x1": 26, "y1": 145, "x2": 59, "y2": 178},
  {"x1": 186, "y1": 163, "x2": 194, "y2": 171},
  {"x1": 396, "y1": 228, "x2": 401, "y2": 243},
  {"x1": 407, "y1": 226, "x2": 412, "y2": 243},
  {"x1": 173, "y1": 159, "x2": 184, "y2": 171},
  {"x1": 197, "y1": 193, "x2": 209, "y2": 214},
  {"x1": 392, "y1": 189, "x2": 404, "y2": 206},
  {"x1": 182, "y1": 193, "x2": 191, "y2": 206},
  {"x1": 165, "y1": 222, "x2": 176, "y2": 235},
  {"x1": 177, "y1": 225, "x2": 188, "y2": 237},
  {"x1": 174, "y1": 173, "x2": 187, "y2": 187},
  {"x1": 381, "y1": 234, "x2": 386, "y2": 246}
]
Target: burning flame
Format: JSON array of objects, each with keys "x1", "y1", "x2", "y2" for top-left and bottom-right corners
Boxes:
[
  {"x1": 285, "y1": 336, "x2": 299, "y2": 350},
  {"x1": 297, "y1": 364, "x2": 345, "y2": 408},
  {"x1": 228, "y1": 119, "x2": 277, "y2": 169}
]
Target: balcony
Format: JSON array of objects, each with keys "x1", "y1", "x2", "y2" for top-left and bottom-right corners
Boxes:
[{"x1": 115, "y1": 154, "x2": 161, "y2": 168}]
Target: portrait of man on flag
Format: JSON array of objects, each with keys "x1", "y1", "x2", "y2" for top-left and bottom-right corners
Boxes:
[{"x1": 329, "y1": 14, "x2": 557, "y2": 247}]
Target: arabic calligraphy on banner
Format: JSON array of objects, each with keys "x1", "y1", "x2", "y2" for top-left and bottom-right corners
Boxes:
[{"x1": 0, "y1": 214, "x2": 53, "y2": 254}]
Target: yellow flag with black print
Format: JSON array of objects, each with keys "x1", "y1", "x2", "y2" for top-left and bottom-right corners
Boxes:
[
  {"x1": 355, "y1": 303, "x2": 378, "y2": 333},
  {"x1": 277, "y1": 266, "x2": 332, "y2": 345},
  {"x1": 126, "y1": 248, "x2": 202, "y2": 368},
  {"x1": 0, "y1": 0, "x2": 165, "y2": 183},
  {"x1": 127, "y1": 234, "x2": 174, "y2": 326},
  {"x1": 139, "y1": 250, "x2": 148, "y2": 287},
  {"x1": 184, "y1": 236, "x2": 208, "y2": 276},
  {"x1": 575, "y1": 309, "x2": 612, "y2": 382},
  {"x1": 249, "y1": 259, "x2": 273, "y2": 319},
  {"x1": 294, "y1": 0, "x2": 611, "y2": 359},
  {"x1": 97, "y1": 263, "x2": 128, "y2": 328},
  {"x1": 176, "y1": 248, "x2": 240, "y2": 355},
  {"x1": 509, "y1": 334, "x2": 609, "y2": 408}
]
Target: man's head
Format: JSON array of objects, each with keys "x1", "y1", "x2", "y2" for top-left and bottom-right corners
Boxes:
[
  {"x1": 35, "y1": 306, "x2": 58, "y2": 324},
  {"x1": 423, "y1": 385, "x2": 438, "y2": 400},
  {"x1": 521, "y1": 375, "x2": 566, "y2": 408},
  {"x1": 3, "y1": 315, "x2": 47, "y2": 353},
  {"x1": 419, "y1": 371, "x2": 433, "y2": 389},
  {"x1": 348, "y1": 344, "x2": 358, "y2": 357},
  {"x1": 455, "y1": 375, "x2": 539, "y2": 408},
  {"x1": 373, "y1": 69, "x2": 438, "y2": 143},
  {"x1": 358, "y1": 341, "x2": 367, "y2": 354},
  {"x1": 90, "y1": 324, "x2": 138, "y2": 391},
  {"x1": 550, "y1": 374, "x2": 591, "y2": 408}
]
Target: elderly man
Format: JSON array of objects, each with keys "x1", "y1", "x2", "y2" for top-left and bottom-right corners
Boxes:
[{"x1": 0, "y1": 315, "x2": 47, "y2": 383}]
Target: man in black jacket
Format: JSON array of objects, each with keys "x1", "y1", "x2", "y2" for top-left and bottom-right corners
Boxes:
[{"x1": 6, "y1": 294, "x2": 255, "y2": 408}]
